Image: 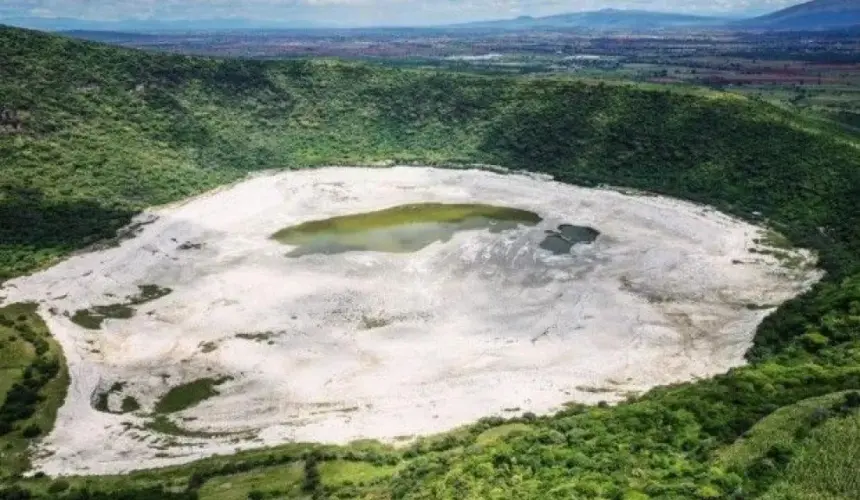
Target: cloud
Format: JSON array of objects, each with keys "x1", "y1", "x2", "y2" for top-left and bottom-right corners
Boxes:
[{"x1": 0, "y1": 0, "x2": 803, "y2": 25}]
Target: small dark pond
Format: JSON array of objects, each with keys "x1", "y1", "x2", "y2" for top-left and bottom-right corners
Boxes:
[{"x1": 539, "y1": 224, "x2": 600, "y2": 255}]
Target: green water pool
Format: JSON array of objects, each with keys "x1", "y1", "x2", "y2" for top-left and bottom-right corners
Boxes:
[{"x1": 272, "y1": 203, "x2": 542, "y2": 257}]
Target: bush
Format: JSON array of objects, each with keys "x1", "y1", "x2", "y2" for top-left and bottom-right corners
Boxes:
[
  {"x1": 47, "y1": 480, "x2": 70, "y2": 494},
  {"x1": 302, "y1": 452, "x2": 322, "y2": 494},
  {"x1": 809, "y1": 407, "x2": 832, "y2": 426},
  {"x1": 186, "y1": 471, "x2": 205, "y2": 491},
  {"x1": 0, "y1": 486, "x2": 31, "y2": 500},
  {"x1": 800, "y1": 332, "x2": 830, "y2": 351},
  {"x1": 21, "y1": 424, "x2": 41, "y2": 439}
]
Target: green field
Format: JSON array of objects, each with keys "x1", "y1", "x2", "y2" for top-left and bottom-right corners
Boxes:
[{"x1": 1, "y1": 25, "x2": 860, "y2": 499}]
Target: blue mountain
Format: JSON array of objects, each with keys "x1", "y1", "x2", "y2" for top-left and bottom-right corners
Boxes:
[
  {"x1": 738, "y1": 0, "x2": 860, "y2": 30},
  {"x1": 453, "y1": 9, "x2": 729, "y2": 31}
]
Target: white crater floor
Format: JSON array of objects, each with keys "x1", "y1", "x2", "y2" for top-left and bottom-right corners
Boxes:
[{"x1": 1, "y1": 166, "x2": 821, "y2": 475}]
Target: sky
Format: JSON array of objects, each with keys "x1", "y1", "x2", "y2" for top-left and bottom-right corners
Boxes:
[{"x1": 0, "y1": 0, "x2": 805, "y2": 27}]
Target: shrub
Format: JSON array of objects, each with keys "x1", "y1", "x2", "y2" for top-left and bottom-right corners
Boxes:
[
  {"x1": 186, "y1": 471, "x2": 205, "y2": 491},
  {"x1": 21, "y1": 424, "x2": 41, "y2": 439},
  {"x1": 809, "y1": 407, "x2": 832, "y2": 426},
  {"x1": 302, "y1": 452, "x2": 322, "y2": 494},
  {"x1": 0, "y1": 486, "x2": 31, "y2": 499},
  {"x1": 800, "y1": 332, "x2": 829, "y2": 351},
  {"x1": 47, "y1": 480, "x2": 70, "y2": 494}
]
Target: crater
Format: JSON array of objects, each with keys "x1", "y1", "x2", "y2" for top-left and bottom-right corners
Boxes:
[{"x1": 1, "y1": 166, "x2": 821, "y2": 475}]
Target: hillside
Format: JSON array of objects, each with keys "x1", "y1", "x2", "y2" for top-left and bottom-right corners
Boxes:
[
  {"x1": 0, "y1": 26, "x2": 859, "y2": 499},
  {"x1": 453, "y1": 9, "x2": 727, "y2": 31},
  {"x1": 740, "y1": 0, "x2": 860, "y2": 30}
]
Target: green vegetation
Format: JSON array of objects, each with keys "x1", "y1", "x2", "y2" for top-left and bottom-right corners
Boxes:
[
  {"x1": 143, "y1": 415, "x2": 233, "y2": 439},
  {"x1": 0, "y1": 303, "x2": 67, "y2": 477},
  {"x1": 198, "y1": 462, "x2": 304, "y2": 499},
  {"x1": 718, "y1": 391, "x2": 852, "y2": 471},
  {"x1": 70, "y1": 285, "x2": 171, "y2": 330},
  {"x1": 272, "y1": 203, "x2": 541, "y2": 256},
  {"x1": 71, "y1": 304, "x2": 134, "y2": 330},
  {"x1": 3, "y1": 26, "x2": 857, "y2": 281},
  {"x1": 121, "y1": 396, "x2": 141, "y2": 413},
  {"x1": 719, "y1": 391, "x2": 860, "y2": 498},
  {"x1": 474, "y1": 422, "x2": 532, "y2": 445},
  {"x1": 93, "y1": 382, "x2": 140, "y2": 414},
  {"x1": 0, "y1": 25, "x2": 860, "y2": 498},
  {"x1": 153, "y1": 377, "x2": 231, "y2": 414},
  {"x1": 761, "y1": 408, "x2": 860, "y2": 499}
]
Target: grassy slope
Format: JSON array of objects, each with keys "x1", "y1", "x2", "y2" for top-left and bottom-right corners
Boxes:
[
  {"x1": 761, "y1": 413, "x2": 860, "y2": 500},
  {"x1": 0, "y1": 303, "x2": 68, "y2": 477},
  {"x1": 198, "y1": 462, "x2": 304, "y2": 499},
  {"x1": 717, "y1": 391, "x2": 852, "y2": 471},
  {"x1": 719, "y1": 391, "x2": 860, "y2": 500},
  {"x1": 0, "y1": 26, "x2": 859, "y2": 498}
]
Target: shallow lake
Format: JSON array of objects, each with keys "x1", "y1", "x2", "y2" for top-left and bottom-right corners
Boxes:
[{"x1": 272, "y1": 203, "x2": 543, "y2": 257}]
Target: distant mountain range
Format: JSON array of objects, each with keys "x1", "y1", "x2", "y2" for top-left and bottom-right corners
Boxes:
[
  {"x1": 451, "y1": 9, "x2": 732, "y2": 31},
  {"x1": 453, "y1": 1, "x2": 859, "y2": 32},
  {"x1": 1, "y1": 0, "x2": 858, "y2": 34},
  {"x1": 738, "y1": 0, "x2": 860, "y2": 30}
]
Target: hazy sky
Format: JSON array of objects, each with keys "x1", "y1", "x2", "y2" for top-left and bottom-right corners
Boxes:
[{"x1": 0, "y1": 0, "x2": 804, "y2": 26}]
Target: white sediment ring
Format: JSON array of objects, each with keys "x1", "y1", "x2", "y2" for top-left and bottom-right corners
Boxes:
[{"x1": 3, "y1": 166, "x2": 821, "y2": 475}]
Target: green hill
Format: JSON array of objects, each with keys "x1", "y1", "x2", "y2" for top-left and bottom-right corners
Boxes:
[{"x1": 1, "y1": 25, "x2": 860, "y2": 499}]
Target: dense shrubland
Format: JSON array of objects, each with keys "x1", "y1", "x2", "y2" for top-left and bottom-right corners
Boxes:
[{"x1": 0, "y1": 25, "x2": 859, "y2": 498}]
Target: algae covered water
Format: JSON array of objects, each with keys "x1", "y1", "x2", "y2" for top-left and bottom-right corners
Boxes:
[{"x1": 272, "y1": 203, "x2": 542, "y2": 256}]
